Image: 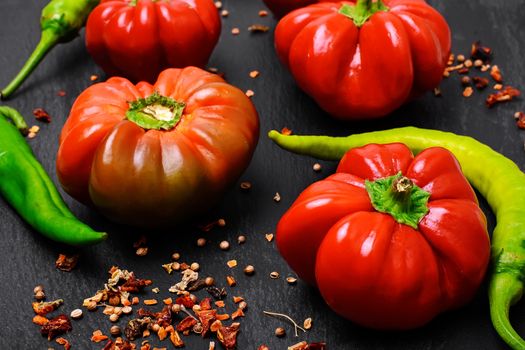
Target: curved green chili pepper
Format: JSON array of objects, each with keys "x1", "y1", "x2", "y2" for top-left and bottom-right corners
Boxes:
[
  {"x1": 0, "y1": 0, "x2": 99, "y2": 99},
  {"x1": 0, "y1": 106, "x2": 107, "y2": 245},
  {"x1": 269, "y1": 127, "x2": 525, "y2": 349}
]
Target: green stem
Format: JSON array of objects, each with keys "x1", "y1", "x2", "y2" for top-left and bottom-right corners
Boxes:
[
  {"x1": 0, "y1": 106, "x2": 29, "y2": 135},
  {"x1": 339, "y1": 0, "x2": 389, "y2": 27},
  {"x1": 126, "y1": 92, "x2": 186, "y2": 131},
  {"x1": 1, "y1": 30, "x2": 60, "y2": 99}
]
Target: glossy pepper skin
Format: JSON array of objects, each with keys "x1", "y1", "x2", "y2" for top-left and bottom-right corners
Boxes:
[
  {"x1": 1, "y1": 0, "x2": 99, "y2": 99},
  {"x1": 57, "y1": 67, "x2": 259, "y2": 228},
  {"x1": 275, "y1": 0, "x2": 451, "y2": 120},
  {"x1": 85, "y1": 0, "x2": 221, "y2": 83},
  {"x1": 0, "y1": 106, "x2": 106, "y2": 246},
  {"x1": 276, "y1": 143, "x2": 490, "y2": 329}
]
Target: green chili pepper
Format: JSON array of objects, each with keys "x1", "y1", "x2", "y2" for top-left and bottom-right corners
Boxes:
[
  {"x1": 0, "y1": 0, "x2": 99, "y2": 99},
  {"x1": 269, "y1": 127, "x2": 525, "y2": 350},
  {"x1": 0, "y1": 106, "x2": 107, "y2": 245}
]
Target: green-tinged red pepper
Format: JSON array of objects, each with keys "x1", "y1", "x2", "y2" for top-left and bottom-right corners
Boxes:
[
  {"x1": 274, "y1": 0, "x2": 451, "y2": 120},
  {"x1": 57, "y1": 67, "x2": 259, "y2": 228},
  {"x1": 269, "y1": 127, "x2": 525, "y2": 349},
  {"x1": 1, "y1": 0, "x2": 99, "y2": 99},
  {"x1": 0, "y1": 106, "x2": 106, "y2": 245},
  {"x1": 276, "y1": 142, "x2": 490, "y2": 329}
]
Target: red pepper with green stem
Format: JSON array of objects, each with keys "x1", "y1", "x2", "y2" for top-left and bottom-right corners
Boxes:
[
  {"x1": 269, "y1": 128, "x2": 525, "y2": 349},
  {"x1": 1, "y1": 0, "x2": 99, "y2": 99},
  {"x1": 274, "y1": 0, "x2": 450, "y2": 119}
]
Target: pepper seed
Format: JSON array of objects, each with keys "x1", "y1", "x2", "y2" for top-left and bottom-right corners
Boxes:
[
  {"x1": 238, "y1": 301, "x2": 247, "y2": 310},
  {"x1": 286, "y1": 277, "x2": 297, "y2": 285},
  {"x1": 86, "y1": 300, "x2": 97, "y2": 311},
  {"x1": 193, "y1": 304, "x2": 202, "y2": 312},
  {"x1": 244, "y1": 265, "x2": 255, "y2": 275},
  {"x1": 273, "y1": 192, "x2": 281, "y2": 202},
  {"x1": 122, "y1": 306, "x2": 132, "y2": 315},
  {"x1": 35, "y1": 290, "x2": 46, "y2": 301},
  {"x1": 70, "y1": 309, "x2": 83, "y2": 319},
  {"x1": 197, "y1": 238, "x2": 207, "y2": 247},
  {"x1": 136, "y1": 247, "x2": 148, "y2": 256},
  {"x1": 109, "y1": 313, "x2": 119, "y2": 322},
  {"x1": 172, "y1": 262, "x2": 181, "y2": 271},
  {"x1": 172, "y1": 252, "x2": 181, "y2": 260},
  {"x1": 474, "y1": 59, "x2": 483, "y2": 67},
  {"x1": 151, "y1": 323, "x2": 161, "y2": 333},
  {"x1": 217, "y1": 218, "x2": 226, "y2": 227},
  {"x1": 275, "y1": 327, "x2": 286, "y2": 337},
  {"x1": 313, "y1": 163, "x2": 322, "y2": 172},
  {"x1": 171, "y1": 304, "x2": 181, "y2": 313},
  {"x1": 191, "y1": 262, "x2": 200, "y2": 271},
  {"x1": 205, "y1": 276, "x2": 215, "y2": 286},
  {"x1": 110, "y1": 325, "x2": 121, "y2": 336},
  {"x1": 457, "y1": 54, "x2": 465, "y2": 62},
  {"x1": 240, "y1": 181, "x2": 252, "y2": 190},
  {"x1": 219, "y1": 241, "x2": 230, "y2": 250},
  {"x1": 237, "y1": 235, "x2": 246, "y2": 244},
  {"x1": 270, "y1": 271, "x2": 280, "y2": 279}
]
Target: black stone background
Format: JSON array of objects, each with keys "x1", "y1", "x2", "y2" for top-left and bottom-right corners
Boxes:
[{"x1": 0, "y1": 0, "x2": 524, "y2": 349}]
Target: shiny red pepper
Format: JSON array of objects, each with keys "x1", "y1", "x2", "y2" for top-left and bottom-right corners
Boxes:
[
  {"x1": 85, "y1": 0, "x2": 221, "y2": 83},
  {"x1": 276, "y1": 143, "x2": 490, "y2": 329},
  {"x1": 275, "y1": 0, "x2": 451, "y2": 120}
]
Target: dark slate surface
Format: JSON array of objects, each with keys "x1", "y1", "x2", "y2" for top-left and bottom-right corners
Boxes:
[{"x1": 0, "y1": 0, "x2": 524, "y2": 349}]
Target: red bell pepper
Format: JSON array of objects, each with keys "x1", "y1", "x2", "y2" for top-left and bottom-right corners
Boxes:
[
  {"x1": 276, "y1": 143, "x2": 490, "y2": 329},
  {"x1": 85, "y1": 0, "x2": 221, "y2": 83},
  {"x1": 56, "y1": 67, "x2": 259, "y2": 228},
  {"x1": 275, "y1": 0, "x2": 451, "y2": 120}
]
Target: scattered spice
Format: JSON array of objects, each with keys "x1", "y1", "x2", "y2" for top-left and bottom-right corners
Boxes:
[
  {"x1": 263, "y1": 311, "x2": 306, "y2": 337},
  {"x1": 281, "y1": 127, "x2": 293, "y2": 136},
  {"x1": 249, "y1": 70, "x2": 260, "y2": 78},
  {"x1": 237, "y1": 235, "x2": 246, "y2": 244},
  {"x1": 33, "y1": 315, "x2": 49, "y2": 326},
  {"x1": 220, "y1": 241, "x2": 230, "y2": 251},
  {"x1": 217, "y1": 219, "x2": 226, "y2": 227},
  {"x1": 474, "y1": 59, "x2": 483, "y2": 68},
  {"x1": 313, "y1": 163, "x2": 322, "y2": 172},
  {"x1": 41, "y1": 315, "x2": 72, "y2": 340},
  {"x1": 245, "y1": 89, "x2": 255, "y2": 98},
  {"x1": 172, "y1": 252, "x2": 181, "y2": 260},
  {"x1": 55, "y1": 254, "x2": 79, "y2": 272},
  {"x1": 275, "y1": 327, "x2": 286, "y2": 337},
  {"x1": 110, "y1": 325, "x2": 122, "y2": 336},
  {"x1": 471, "y1": 41, "x2": 492, "y2": 63},
  {"x1": 232, "y1": 308, "x2": 245, "y2": 320},
  {"x1": 191, "y1": 262, "x2": 201, "y2": 271},
  {"x1": 486, "y1": 86, "x2": 521, "y2": 108},
  {"x1": 433, "y1": 87, "x2": 442, "y2": 97},
  {"x1": 473, "y1": 77, "x2": 489, "y2": 90},
  {"x1": 70, "y1": 308, "x2": 83, "y2": 319},
  {"x1": 110, "y1": 313, "x2": 120, "y2": 322},
  {"x1": 457, "y1": 54, "x2": 465, "y2": 62},
  {"x1": 33, "y1": 299, "x2": 64, "y2": 315},
  {"x1": 197, "y1": 238, "x2": 207, "y2": 247},
  {"x1": 57, "y1": 90, "x2": 66, "y2": 97},
  {"x1": 244, "y1": 265, "x2": 255, "y2": 276},
  {"x1": 491, "y1": 65, "x2": 503, "y2": 83},
  {"x1": 169, "y1": 268, "x2": 199, "y2": 294},
  {"x1": 55, "y1": 337, "x2": 71, "y2": 350},
  {"x1": 515, "y1": 112, "x2": 525, "y2": 129},
  {"x1": 303, "y1": 318, "x2": 312, "y2": 330},
  {"x1": 33, "y1": 108, "x2": 51, "y2": 123},
  {"x1": 34, "y1": 285, "x2": 45, "y2": 301},
  {"x1": 288, "y1": 341, "x2": 308, "y2": 350},
  {"x1": 273, "y1": 193, "x2": 281, "y2": 202},
  {"x1": 215, "y1": 1, "x2": 222, "y2": 8},
  {"x1": 90, "y1": 75, "x2": 99, "y2": 81},
  {"x1": 231, "y1": 28, "x2": 240, "y2": 35},
  {"x1": 125, "y1": 317, "x2": 151, "y2": 340},
  {"x1": 207, "y1": 287, "x2": 227, "y2": 300},
  {"x1": 286, "y1": 277, "x2": 297, "y2": 285},
  {"x1": 265, "y1": 233, "x2": 274, "y2": 242},
  {"x1": 259, "y1": 10, "x2": 268, "y2": 17},
  {"x1": 464, "y1": 59, "x2": 473, "y2": 68},
  {"x1": 240, "y1": 182, "x2": 252, "y2": 191},
  {"x1": 226, "y1": 275, "x2": 237, "y2": 287},
  {"x1": 205, "y1": 277, "x2": 215, "y2": 286},
  {"x1": 494, "y1": 84, "x2": 503, "y2": 90},
  {"x1": 460, "y1": 76, "x2": 471, "y2": 86},
  {"x1": 136, "y1": 247, "x2": 149, "y2": 256},
  {"x1": 170, "y1": 330, "x2": 185, "y2": 348},
  {"x1": 227, "y1": 260, "x2": 238, "y2": 268},
  {"x1": 221, "y1": 9, "x2": 229, "y2": 17},
  {"x1": 463, "y1": 86, "x2": 474, "y2": 98},
  {"x1": 248, "y1": 24, "x2": 270, "y2": 33},
  {"x1": 217, "y1": 323, "x2": 240, "y2": 350},
  {"x1": 270, "y1": 271, "x2": 280, "y2": 279}
]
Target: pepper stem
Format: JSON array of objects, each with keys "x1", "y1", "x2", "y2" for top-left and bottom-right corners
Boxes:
[
  {"x1": 365, "y1": 172, "x2": 430, "y2": 229},
  {"x1": 126, "y1": 92, "x2": 186, "y2": 131},
  {"x1": 1, "y1": 30, "x2": 60, "y2": 100},
  {"x1": 339, "y1": 0, "x2": 389, "y2": 27},
  {"x1": 0, "y1": 106, "x2": 30, "y2": 135}
]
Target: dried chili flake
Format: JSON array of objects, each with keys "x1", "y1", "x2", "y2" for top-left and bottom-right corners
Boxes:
[
  {"x1": 207, "y1": 286, "x2": 227, "y2": 300},
  {"x1": 125, "y1": 317, "x2": 151, "y2": 340},
  {"x1": 258, "y1": 346, "x2": 270, "y2": 350},
  {"x1": 157, "y1": 326, "x2": 168, "y2": 341},
  {"x1": 41, "y1": 315, "x2": 72, "y2": 340},
  {"x1": 155, "y1": 306, "x2": 173, "y2": 327},
  {"x1": 472, "y1": 77, "x2": 489, "y2": 90},
  {"x1": 200, "y1": 297, "x2": 212, "y2": 311},
  {"x1": 490, "y1": 65, "x2": 503, "y2": 83},
  {"x1": 216, "y1": 314, "x2": 230, "y2": 321},
  {"x1": 57, "y1": 90, "x2": 66, "y2": 97},
  {"x1": 215, "y1": 300, "x2": 225, "y2": 308},
  {"x1": 121, "y1": 274, "x2": 153, "y2": 293},
  {"x1": 137, "y1": 308, "x2": 156, "y2": 318},
  {"x1": 516, "y1": 112, "x2": 525, "y2": 129},
  {"x1": 231, "y1": 308, "x2": 244, "y2": 320},
  {"x1": 248, "y1": 24, "x2": 270, "y2": 33},
  {"x1": 288, "y1": 341, "x2": 308, "y2": 350},
  {"x1": 217, "y1": 324, "x2": 240, "y2": 350},
  {"x1": 210, "y1": 320, "x2": 223, "y2": 332},
  {"x1": 56, "y1": 337, "x2": 71, "y2": 350},
  {"x1": 92, "y1": 330, "x2": 109, "y2": 343},
  {"x1": 259, "y1": 10, "x2": 268, "y2": 17},
  {"x1": 281, "y1": 127, "x2": 292, "y2": 135},
  {"x1": 486, "y1": 86, "x2": 521, "y2": 108},
  {"x1": 308, "y1": 342, "x2": 327, "y2": 350},
  {"x1": 144, "y1": 299, "x2": 158, "y2": 305},
  {"x1": 458, "y1": 67, "x2": 469, "y2": 75},
  {"x1": 471, "y1": 41, "x2": 492, "y2": 62},
  {"x1": 197, "y1": 309, "x2": 217, "y2": 337},
  {"x1": 175, "y1": 295, "x2": 195, "y2": 308},
  {"x1": 32, "y1": 299, "x2": 64, "y2": 315},
  {"x1": 176, "y1": 316, "x2": 198, "y2": 332},
  {"x1": 188, "y1": 278, "x2": 208, "y2": 292},
  {"x1": 226, "y1": 275, "x2": 236, "y2": 287},
  {"x1": 32, "y1": 315, "x2": 49, "y2": 326},
  {"x1": 33, "y1": 108, "x2": 51, "y2": 123},
  {"x1": 55, "y1": 254, "x2": 80, "y2": 272},
  {"x1": 103, "y1": 337, "x2": 135, "y2": 350},
  {"x1": 170, "y1": 330, "x2": 185, "y2": 348},
  {"x1": 463, "y1": 86, "x2": 474, "y2": 98}
]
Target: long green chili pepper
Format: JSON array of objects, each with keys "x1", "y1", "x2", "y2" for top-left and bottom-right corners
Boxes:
[
  {"x1": 0, "y1": 106, "x2": 107, "y2": 245},
  {"x1": 269, "y1": 127, "x2": 525, "y2": 349},
  {"x1": 0, "y1": 0, "x2": 99, "y2": 99}
]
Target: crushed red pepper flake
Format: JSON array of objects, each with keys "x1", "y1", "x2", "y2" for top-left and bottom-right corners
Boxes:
[
  {"x1": 55, "y1": 254, "x2": 79, "y2": 272},
  {"x1": 32, "y1": 299, "x2": 64, "y2": 315},
  {"x1": 32, "y1": 108, "x2": 51, "y2": 123},
  {"x1": 490, "y1": 65, "x2": 503, "y2": 83},
  {"x1": 281, "y1": 127, "x2": 292, "y2": 135},
  {"x1": 463, "y1": 86, "x2": 474, "y2": 98},
  {"x1": 57, "y1": 90, "x2": 66, "y2": 97},
  {"x1": 515, "y1": 112, "x2": 525, "y2": 129},
  {"x1": 170, "y1": 330, "x2": 184, "y2": 348},
  {"x1": 90, "y1": 75, "x2": 99, "y2": 81},
  {"x1": 175, "y1": 295, "x2": 195, "y2": 308},
  {"x1": 41, "y1": 315, "x2": 72, "y2": 340},
  {"x1": 102, "y1": 337, "x2": 135, "y2": 350},
  {"x1": 200, "y1": 297, "x2": 212, "y2": 311},
  {"x1": 259, "y1": 10, "x2": 268, "y2": 17},
  {"x1": 231, "y1": 308, "x2": 245, "y2": 320},
  {"x1": 176, "y1": 316, "x2": 198, "y2": 332},
  {"x1": 217, "y1": 323, "x2": 240, "y2": 350},
  {"x1": 121, "y1": 274, "x2": 153, "y2": 293},
  {"x1": 55, "y1": 337, "x2": 71, "y2": 350},
  {"x1": 33, "y1": 315, "x2": 49, "y2": 326},
  {"x1": 486, "y1": 86, "x2": 521, "y2": 108},
  {"x1": 471, "y1": 41, "x2": 492, "y2": 63},
  {"x1": 197, "y1": 309, "x2": 217, "y2": 337},
  {"x1": 472, "y1": 77, "x2": 489, "y2": 90}
]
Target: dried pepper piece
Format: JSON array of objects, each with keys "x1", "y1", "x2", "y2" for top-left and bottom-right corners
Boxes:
[
  {"x1": 40, "y1": 315, "x2": 72, "y2": 340},
  {"x1": 217, "y1": 323, "x2": 240, "y2": 350},
  {"x1": 32, "y1": 108, "x2": 52, "y2": 123},
  {"x1": 197, "y1": 309, "x2": 217, "y2": 337},
  {"x1": 32, "y1": 299, "x2": 64, "y2": 315},
  {"x1": 176, "y1": 316, "x2": 198, "y2": 332},
  {"x1": 308, "y1": 342, "x2": 327, "y2": 349},
  {"x1": 486, "y1": 86, "x2": 521, "y2": 108},
  {"x1": 33, "y1": 315, "x2": 49, "y2": 326},
  {"x1": 121, "y1": 274, "x2": 152, "y2": 292},
  {"x1": 102, "y1": 337, "x2": 135, "y2": 350},
  {"x1": 170, "y1": 330, "x2": 185, "y2": 348},
  {"x1": 199, "y1": 298, "x2": 212, "y2": 311},
  {"x1": 55, "y1": 337, "x2": 71, "y2": 350},
  {"x1": 207, "y1": 287, "x2": 227, "y2": 300},
  {"x1": 175, "y1": 295, "x2": 195, "y2": 308},
  {"x1": 155, "y1": 306, "x2": 173, "y2": 328},
  {"x1": 55, "y1": 254, "x2": 79, "y2": 271},
  {"x1": 125, "y1": 317, "x2": 151, "y2": 340}
]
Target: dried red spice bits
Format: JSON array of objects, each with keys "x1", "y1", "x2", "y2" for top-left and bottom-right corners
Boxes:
[
  {"x1": 33, "y1": 107, "x2": 51, "y2": 123},
  {"x1": 486, "y1": 86, "x2": 521, "y2": 108},
  {"x1": 55, "y1": 254, "x2": 79, "y2": 272},
  {"x1": 40, "y1": 315, "x2": 72, "y2": 340}
]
